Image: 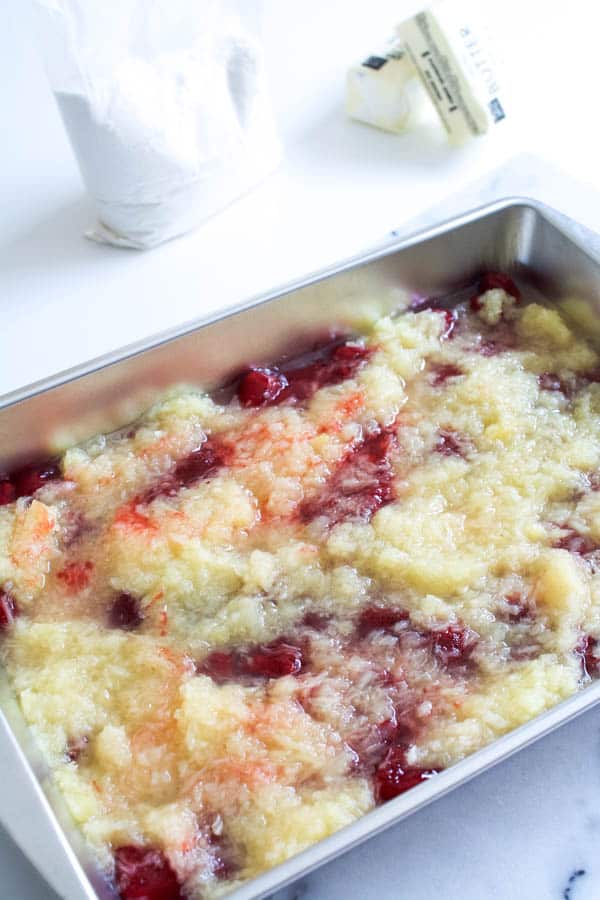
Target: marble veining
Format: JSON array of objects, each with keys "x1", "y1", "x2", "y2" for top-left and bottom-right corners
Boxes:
[
  {"x1": 563, "y1": 870, "x2": 587, "y2": 900},
  {"x1": 264, "y1": 703, "x2": 600, "y2": 900}
]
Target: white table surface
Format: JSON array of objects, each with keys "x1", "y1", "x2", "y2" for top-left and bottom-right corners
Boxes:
[{"x1": 2, "y1": 1, "x2": 600, "y2": 899}]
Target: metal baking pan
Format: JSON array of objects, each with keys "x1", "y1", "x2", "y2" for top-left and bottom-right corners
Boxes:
[{"x1": 3, "y1": 197, "x2": 600, "y2": 900}]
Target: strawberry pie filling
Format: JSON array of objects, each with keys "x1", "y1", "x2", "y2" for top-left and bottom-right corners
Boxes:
[{"x1": 2, "y1": 277, "x2": 600, "y2": 897}]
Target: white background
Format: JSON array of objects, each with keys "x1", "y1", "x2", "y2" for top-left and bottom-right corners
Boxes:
[{"x1": 2, "y1": 1, "x2": 600, "y2": 899}]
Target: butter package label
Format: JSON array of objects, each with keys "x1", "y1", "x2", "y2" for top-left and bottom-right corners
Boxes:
[{"x1": 397, "y1": 0, "x2": 506, "y2": 143}]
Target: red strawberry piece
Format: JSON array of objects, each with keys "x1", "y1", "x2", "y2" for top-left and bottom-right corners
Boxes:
[
  {"x1": 376, "y1": 668, "x2": 396, "y2": 687},
  {"x1": 198, "y1": 641, "x2": 304, "y2": 682},
  {"x1": 477, "y1": 339, "x2": 503, "y2": 356},
  {"x1": 11, "y1": 461, "x2": 61, "y2": 499},
  {"x1": 301, "y1": 611, "x2": 331, "y2": 631},
  {"x1": 210, "y1": 843, "x2": 237, "y2": 881},
  {"x1": 377, "y1": 718, "x2": 401, "y2": 746},
  {"x1": 469, "y1": 294, "x2": 483, "y2": 312},
  {"x1": 582, "y1": 367, "x2": 600, "y2": 388},
  {"x1": 505, "y1": 592, "x2": 533, "y2": 624},
  {"x1": 577, "y1": 635, "x2": 600, "y2": 678},
  {"x1": 66, "y1": 734, "x2": 89, "y2": 763},
  {"x1": 553, "y1": 529, "x2": 597, "y2": 556},
  {"x1": 237, "y1": 367, "x2": 289, "y2": 408},
  {"x1": 173, "y1": 443, "x2": 223, "y2": 489},
  {"x1": 348, "y1": 718, "x2": 404, "y2": 775},
  {"x1": 114, "y1": 846, "x2": 183, "y2": 900},
  {"x1": 61, "y1": 511, "x2": 91, "y2": 548},
  {"x1": 429, "y1": 363, "x2": 463, "y2": 387},
  {"x1": 141, "y1": 440, "x2": 224, "y2": 504},
  {"x1": 281, "y1": 342, "x2": 372, "y2": 403},
  {"x1": 236, "y1": 342, "x2": 371, "y2": 409},
  {"x1": 478, "y1": 272, "x2": 521, "y2": 301},
  {"x1": 375, "y1": 713, "x2": 421, "y2": 753},
  {"x1": 300, "y1": 425, "x2": 397, "y2": 526},
  {"x1": 243, "y1": 640, "x2": 304, "y2": 678},
  {"x1": 0, "y1": 479, "x2": 15, "y2": 506},
  {"x1": 204, "y1": 828, "x2": 238, "y2": 881},
  {"x1": 213, "y1": 854, "x2": 235, "y2": 881},
  {"x1": 411, "y1": 299, "x2": 458, "y2": 339},
  {"x1": 358, "y1": 605, "x2": 409, "y2": 638},
  {"x1": 538, "y1": 373, "x2": 564, "y2": 392},
  {"x1": 439, "y1": 309, "x2": 457, "y2": 340},
  {"x1": 329, "y1": 343, "x2": 371, "y2": 376},
  {"x1": 197, "y1": 651, "x2": 237, "y2": 683},
  {"x1": 108, "y1": 593, "x2": 144, "y2": 631},
  {"x1": 435, "y1": 430, "x2": 469, "y2": 458},
  {"x1": 375, "y1": 746, "x2": 437, "y2": 803},
  {"x1": 430, "y1": 625, "x2": 478, "y2": 667},
  {"x1": 509, "y1": 642, "x2": 540, "y2": 662},
  {"x1": 0, "y1": 590, "x2": 18, "y2": 632}
]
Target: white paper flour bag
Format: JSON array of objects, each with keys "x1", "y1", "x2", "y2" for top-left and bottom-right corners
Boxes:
[{"x1": 33, "y1": 0, "x2": 282, "y2": 248}]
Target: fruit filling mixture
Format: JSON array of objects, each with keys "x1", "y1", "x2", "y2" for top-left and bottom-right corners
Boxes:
[{"x1": 2, "y1": 276, "x2": 600, "y2": 899}]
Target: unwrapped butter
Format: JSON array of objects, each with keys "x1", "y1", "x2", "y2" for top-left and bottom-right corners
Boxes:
[{"x1": 346, "y1": 37, "x2": 430, "y2": 134}]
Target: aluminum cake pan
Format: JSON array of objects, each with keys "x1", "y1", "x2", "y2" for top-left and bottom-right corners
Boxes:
[{"x1": 2, "y1": 197, "x2": 600, "y2": 900}]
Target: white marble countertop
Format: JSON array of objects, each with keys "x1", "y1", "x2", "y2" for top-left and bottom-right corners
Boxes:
[{"x1": 2, "y1": 1, "x2": 600, "y2": 898}]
